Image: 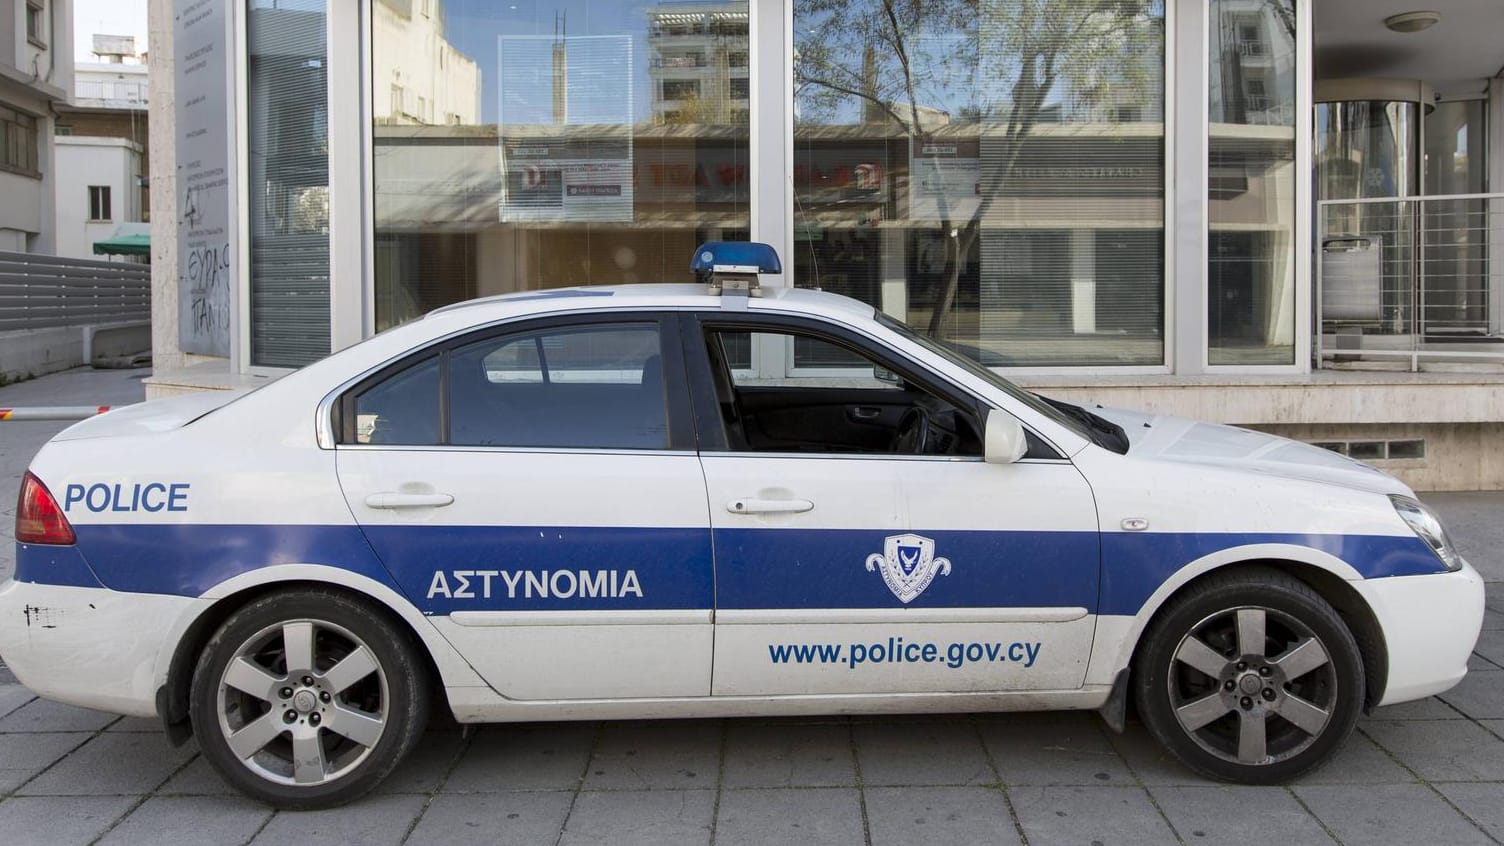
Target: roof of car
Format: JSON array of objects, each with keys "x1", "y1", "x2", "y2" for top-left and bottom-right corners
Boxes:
[{"x1": 425, "y1": 283, "x2": 878, "y2": 323}]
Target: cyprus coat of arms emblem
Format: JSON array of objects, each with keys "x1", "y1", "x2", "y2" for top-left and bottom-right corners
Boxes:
[{"x1": 865, "y1": 533, "x2": 951, "y2": 604}]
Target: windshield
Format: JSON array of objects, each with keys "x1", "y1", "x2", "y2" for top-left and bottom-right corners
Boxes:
[{"x1": 875, "y1": 312, "x2": 1095, "y2": 442}]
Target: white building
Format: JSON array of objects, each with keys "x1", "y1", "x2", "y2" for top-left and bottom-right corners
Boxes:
[
  {"x1": 52, "y1": 134, "x2": 144, "y2": 260},
  {"x1": 0, "y1": 0, "x2": 72, "y2": 253},
  {"x1": 371, "y1": 0, "x2": 479, "y2": 126},
  {"x1": 53, "y1": 36, "x2": 150, "y2": 261}
]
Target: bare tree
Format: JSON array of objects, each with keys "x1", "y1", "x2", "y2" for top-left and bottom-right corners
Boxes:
[{"x1": 795, "y1": 0, "x2": 1160, "y2": 337}]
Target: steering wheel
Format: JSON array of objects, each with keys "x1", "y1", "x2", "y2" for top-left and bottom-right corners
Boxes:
[{"x1": 891, "y1": 406, "x2": 931, "y2": 454}]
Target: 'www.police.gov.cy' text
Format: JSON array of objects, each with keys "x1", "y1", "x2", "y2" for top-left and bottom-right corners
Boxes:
[{"x1": 768, "y1": 638, "x2": 1042, "y2": 669}]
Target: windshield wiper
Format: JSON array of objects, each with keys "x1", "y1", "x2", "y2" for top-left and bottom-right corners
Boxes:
[{"x1": 1037, "y1": 397, "x2": 1130, "y2": 455}]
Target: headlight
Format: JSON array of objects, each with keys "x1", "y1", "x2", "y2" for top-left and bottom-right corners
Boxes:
[{"x1": 1390, "y1": 495, "x2": 1464, "y2": 572}]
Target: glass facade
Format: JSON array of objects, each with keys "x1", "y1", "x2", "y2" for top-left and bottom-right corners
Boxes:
[
  {"x1": 792, "y1": 0, "x2": 1167, "y2": 367},
  {"x1": 247, "y1": 0, "x2": 332, "y2": 367},
  {"x1": 1208, "y1": 0, "x2": 1297, "y2": 365},
  {"x1": 1422, "y1": 100, "x2": 1489, "y2": 338},
  {"x1": 223, "y1": 0, "x2": 1329, "y2": 375},
  {"x1": 370, "y1": 0, "x2": 750, "y2": 331}
]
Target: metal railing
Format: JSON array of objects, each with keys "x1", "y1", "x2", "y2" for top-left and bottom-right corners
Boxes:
[
  {"x1": 1316, "y1": 192, "x2": 1504, "y2": 370},
  {"x1": 0, "y1": 252, "x2": 151, "y2": 333},
  {"x1": 74, "y1": 79, "x2": 148, "y2": 104}
]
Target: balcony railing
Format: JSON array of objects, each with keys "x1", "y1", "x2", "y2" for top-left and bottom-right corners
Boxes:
[
  {"x1": 1316, "y1": 192, "x2": 1504, "y2": 370},
  {"x1": 74, "y1": 79, "x2": 148, "y2": 104}
]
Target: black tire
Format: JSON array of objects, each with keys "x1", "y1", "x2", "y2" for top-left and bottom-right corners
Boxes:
[
  {"x1": 1132, "y1": 568, "x2": 1364, "y2": 784},
  {"x1": 189, "y1": 588, "x2": 430, "y2": 809}
]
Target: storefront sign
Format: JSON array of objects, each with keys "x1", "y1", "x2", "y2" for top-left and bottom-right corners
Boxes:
[{"x1": 174, "y1": 0, "x2": 233, "y2": 357}]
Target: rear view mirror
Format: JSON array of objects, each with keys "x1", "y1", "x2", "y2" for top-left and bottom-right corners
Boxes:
[{"x1": 984, "y1": 410, "x2": 1028, "y2": 464}]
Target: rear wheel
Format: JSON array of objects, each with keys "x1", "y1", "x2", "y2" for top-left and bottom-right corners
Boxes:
[
  {"x1": 1133, "y1": 569, "x2": 1364, "y2": 783},
  {"x1": 189, "y1": 589, "x2": 429, "y2": 808}
]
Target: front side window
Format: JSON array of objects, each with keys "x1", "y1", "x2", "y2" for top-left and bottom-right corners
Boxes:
[
  {"x1": 345, "y1": 321, "x2": 668, "y2": 450},
  {"x1": 701, "y1": 324, "x2": 981, "y2": 457}
]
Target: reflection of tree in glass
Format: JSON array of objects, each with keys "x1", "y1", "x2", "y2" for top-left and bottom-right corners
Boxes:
[{"x1": 795, "y1": 0, "x2": 1161, "y2": 337}]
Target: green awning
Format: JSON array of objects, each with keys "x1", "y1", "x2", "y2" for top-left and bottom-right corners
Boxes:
[{"x1": 92, "y1": 233, "x2": 151, "y2": 257}]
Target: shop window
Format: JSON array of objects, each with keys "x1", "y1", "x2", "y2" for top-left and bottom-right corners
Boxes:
[
  {"x1": 370, "y1": 0, "x2": 751, "y2": 331},
  {"x1": 793, "y1": 0, "x2": 1167, "y2": 367},
  {"x1": 247, "y1": 0, "x2": 331, "y2": 367},
  {"x1": 1209, "y1": 0, "x2": 1296, "y2": 365},
  {"x1": 88, "y1": 186, "x2": 112, "y2": 222}
]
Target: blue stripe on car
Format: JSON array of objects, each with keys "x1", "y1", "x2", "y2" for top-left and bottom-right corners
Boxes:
[{"x1": 22, "y1": 524, "x2": 1445, "y2": 617}]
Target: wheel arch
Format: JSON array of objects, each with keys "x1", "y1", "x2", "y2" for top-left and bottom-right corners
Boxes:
[
  {"x1": 154, "y1": 564, "x2": 486, "y2": 741},
  {"x1": 1095, "y1": 544, "x2": 1389, "y2": 714}
]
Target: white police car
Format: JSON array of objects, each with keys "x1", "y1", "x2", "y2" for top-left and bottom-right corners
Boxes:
[{"x1": 1, "y1": 243, "x2": 1484, "y2": 807}]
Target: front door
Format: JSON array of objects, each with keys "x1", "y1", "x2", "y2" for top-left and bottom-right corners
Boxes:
[
  {"x1": 334, "y1": 315, "x2": 714, "y2": 700},
  {"x1": 687, "y1": 316, "x2": 1100, "y2": 696}
]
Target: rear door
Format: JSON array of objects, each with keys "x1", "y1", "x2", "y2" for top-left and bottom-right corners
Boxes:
[{"x1": 333, "y1": 313, "x2": 715, "y2": 700}]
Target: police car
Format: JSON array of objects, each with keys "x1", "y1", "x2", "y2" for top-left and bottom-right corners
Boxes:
[{"x1": 1, "y1": 243, "x2": 1484, "y2": 808}]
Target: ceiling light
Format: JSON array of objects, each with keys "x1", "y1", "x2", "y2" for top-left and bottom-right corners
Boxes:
[{"x1": 1384, "y1": 11, "x2": 1441, "y2": 33}]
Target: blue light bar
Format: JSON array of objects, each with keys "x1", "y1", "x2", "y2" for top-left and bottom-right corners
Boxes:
[{"x1": 690, "y1": 241, "x2": 783, "y2": 275}]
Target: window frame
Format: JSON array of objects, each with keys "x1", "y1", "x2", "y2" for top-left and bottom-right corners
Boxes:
[
  {"x1": 0, "y1": 105, "x2": 40, "y2": 178},
  {"x1": 682, "y1": 310, "x2": 1059, "y2": 459},
  {"x1": 26, "y1": 0, "x2": 46, "y2": 49},
  {"x1": 333, "y1": 311, "x2": 696, "y2": 452},
  {"x1": 88, "y1": 185, "x2": 112, "y2": 222}
]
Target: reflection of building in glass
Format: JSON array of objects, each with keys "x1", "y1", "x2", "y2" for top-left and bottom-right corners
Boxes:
[
  {"x1": 373, "y1": 0, "x2": 480, "y2": 126},
  {"x1": 1208, "y1": 0, "x2": 1297, "y2": 364},
  {"x1": 647, "y1": 4, "x2": 749, "y2": 125},
  {"x1": 1210, "y1": 0, "x2": 1296, "y2": 126},
  {"x1": 497, "y1": 33, "x2": 635, "y2": 223}
]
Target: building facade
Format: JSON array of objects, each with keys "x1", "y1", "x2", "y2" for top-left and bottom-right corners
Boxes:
[
  {"x1": 146, "y1": 0, "x2": 1504, "y2": 488},
  {"x1": 0, "y1": 0, "x2": 72, "y2": 253},
  {"x1": 53, "y1": 37, "x2": 151, "y2": 261}
]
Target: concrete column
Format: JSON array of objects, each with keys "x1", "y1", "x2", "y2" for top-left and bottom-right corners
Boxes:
[
  {"x1": 1070, "y1": 229, "x2": 1095, "y2": 334},
  {"x1": 879, "y1": 226, "x2": 907, "y2": 320},
  {"x1": 147, "y1": 0, "x2": 186, "y2": 372}
]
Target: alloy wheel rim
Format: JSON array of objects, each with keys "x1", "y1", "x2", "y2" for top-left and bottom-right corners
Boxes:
[
  {"x1": 1167, "y1": 606, "x2": 1337, "y2": 766},
  {"x1": 216, "y1": 618, "x2": 389, "y2": 787}
]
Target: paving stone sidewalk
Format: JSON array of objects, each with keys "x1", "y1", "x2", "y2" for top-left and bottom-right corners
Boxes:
[{"x1": 3, "y1": 367, "x2": 1504, "y2": 845}]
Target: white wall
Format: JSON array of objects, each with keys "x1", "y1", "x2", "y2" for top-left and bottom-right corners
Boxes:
[
  {"x1": 371, "y1": 0, "x2": 479, "y2": 125},
  {"x1": 53, "y1": 135, "x2": 142, "y2": 260}
]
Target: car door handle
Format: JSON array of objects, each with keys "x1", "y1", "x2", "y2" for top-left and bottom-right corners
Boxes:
[
  {"x1": 727, "y1": 497, "x2": 814, "y2": 514},
  {"x1": 365, "y1": 492, "x2": 455, "y2": 509},
  {"x1": 850, "y1": 406, "x2": 882, "y2": 420}
]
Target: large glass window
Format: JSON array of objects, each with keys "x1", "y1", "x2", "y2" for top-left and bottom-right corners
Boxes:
[
  {"x1": 1208, "y1": 0, "x2": 1297, "y2": 365},
  {"x1": 247, "y1": 0, "x2": 331, "y2": 367},
  {"x1": 792, "y1": 0, "x2": 1166, "y2": 367},
  {"x1": 1421, "y1": 100, "x2": 1490, "y2": 339},
  {"x1": 371, "y1": 0, "x2": 750, "y2": 331}
]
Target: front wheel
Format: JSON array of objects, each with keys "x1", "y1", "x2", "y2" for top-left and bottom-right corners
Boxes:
[
  {"x1": 1133, "y1": 569, "x2": 1365, "y2": 784},
  {"x1": 189, "y1": 588, "x2": 430, "y2": 809}
]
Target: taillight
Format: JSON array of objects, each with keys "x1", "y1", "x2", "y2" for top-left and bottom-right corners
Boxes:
[{"x1": 16, "y1": 472, "x2": 75, "y2": 545}]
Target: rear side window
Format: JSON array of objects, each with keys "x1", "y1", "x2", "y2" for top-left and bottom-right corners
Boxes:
[
  {"x1": 353, "y1": 356, "x2": 440, "y2": 445},
  {"x1": 342, "y1": 322, "x2": 668, "y2": 450},
  {"x1": 450, "y1": 325, "x2": 667, "y2": 449}
]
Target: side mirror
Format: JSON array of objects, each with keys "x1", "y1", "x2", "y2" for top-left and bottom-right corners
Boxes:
[{"x1": 984, "y1": 410, "x2": 1028, "y2": 464}]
